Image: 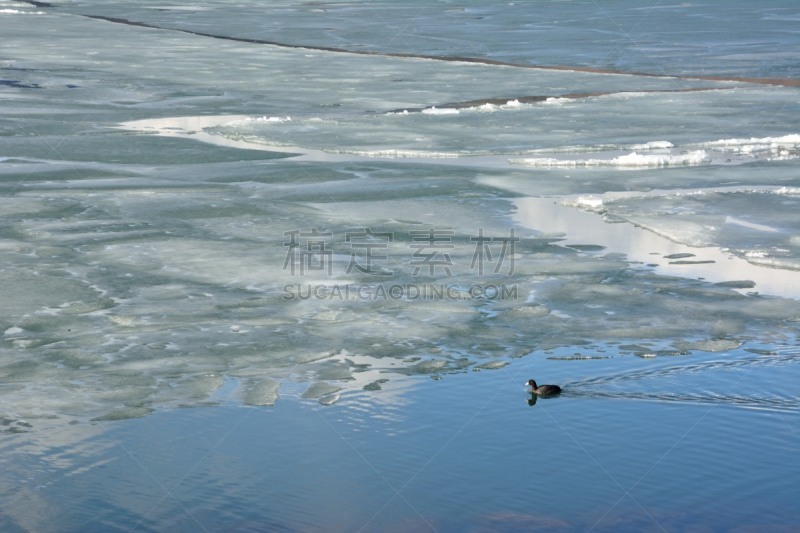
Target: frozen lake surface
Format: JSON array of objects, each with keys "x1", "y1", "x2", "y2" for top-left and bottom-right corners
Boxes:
[{"x1": 1, "y1": 1, "x2": 799, "y2": 531}]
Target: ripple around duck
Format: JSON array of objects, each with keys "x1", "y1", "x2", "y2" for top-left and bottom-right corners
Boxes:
[{"x1": 559, "y1": 345, "x2": 800, "y2": 412}]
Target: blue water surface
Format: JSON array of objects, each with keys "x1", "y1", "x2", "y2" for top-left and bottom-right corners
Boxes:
[{"x1": 3, "y1": 346, "x2": 799, "y2": 532}]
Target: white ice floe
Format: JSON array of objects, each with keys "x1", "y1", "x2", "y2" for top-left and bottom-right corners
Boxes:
[
  {"x1": 574, "y1": 196, "x2": 603, "y2": 209},
  {"x1": 698, "y1": 134, "x2": 800, "y2": 160},
  {"x1": 421, "y1": 106, "x2": 460, "y2": 115},
  {"x1": 745, "y1": 250, "x2": 769, "y2": 258},
  {"x1": 473, "y1": 103, "x2": 499, "y2": 112},
  {"x1": 510, "y1": 150, "x2": 709, "y2": 168},
  {"x1": 631, "y1": 140, "x2": 675, "y2": 150},
  {"x1": 542, "y1": 96, "x2": 570, "y2": 105},
  {"x1": 613, "y1": 150, "x2": 710, "y2": 167},
  {"x1": 465, "y1": 99, "x2": 528, "y2": 113},
  {"x1": 0, "y1": 9, "x2": 46, "y2": 15},
  {"x1": 702, "y1": 134, "x2": 800, "y2": 149}
]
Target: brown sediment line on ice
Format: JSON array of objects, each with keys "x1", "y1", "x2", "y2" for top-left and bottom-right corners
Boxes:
[
  {"x1": 79, "y1": 14, "x2": 800, "y2": 89},
  {"x1": 18, "y1": 0, "x2": 53, "y2": 6},
  {"x1": 693, "y1": 75, "x2": 800, "y2": 88}
]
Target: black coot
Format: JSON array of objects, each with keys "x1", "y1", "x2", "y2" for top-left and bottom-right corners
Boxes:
[{"x1": 526, "y1": 379, "x2": 562, "y2": 397}]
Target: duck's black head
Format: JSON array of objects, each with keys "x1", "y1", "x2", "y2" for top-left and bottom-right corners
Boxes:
[{"x1": 526, "y1": 379, "x2": 538, "y2": 388}]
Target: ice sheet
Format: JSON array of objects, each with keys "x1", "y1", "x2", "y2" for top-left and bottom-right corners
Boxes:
[{"x1": 1, "y1": 5, "x2": 799, "y2": 426}]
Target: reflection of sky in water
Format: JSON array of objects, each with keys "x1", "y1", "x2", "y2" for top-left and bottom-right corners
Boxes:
[{"x1": 4, "y1": 351, "x2": 798, "y2": 531}]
